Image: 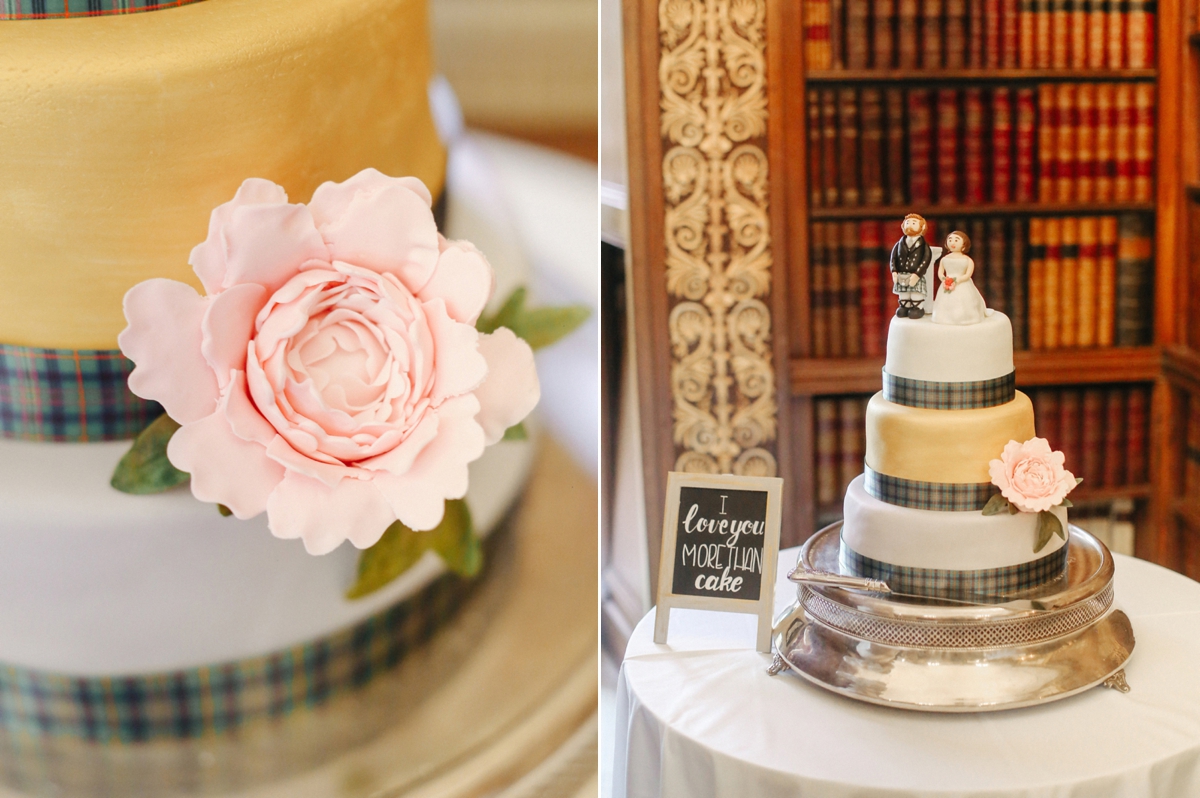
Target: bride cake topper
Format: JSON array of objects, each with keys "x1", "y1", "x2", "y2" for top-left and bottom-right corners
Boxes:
[{"x1": 932, "y1": 229, "x2": 988, "y2": 326}]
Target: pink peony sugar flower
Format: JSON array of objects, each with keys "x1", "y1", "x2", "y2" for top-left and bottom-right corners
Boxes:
[
  {"x1": 987, "y1": 437, "x2": 1077, "y2": 514},
  {"x1": 118, "y1": 170, "x2": 539, "y2": 555}
]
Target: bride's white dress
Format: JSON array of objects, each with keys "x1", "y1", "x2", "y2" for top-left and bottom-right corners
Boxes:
[{"x1": 932, "y1": 253, "x2": 987, "y2": 325}]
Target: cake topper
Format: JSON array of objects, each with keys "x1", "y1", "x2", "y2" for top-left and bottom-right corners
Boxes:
[
  {"x1": 888, "y1": 214, "x2": 932, "y2": 319},
  {"x1": 932, "y1": 230, "x2": 988, "y2": 325}
]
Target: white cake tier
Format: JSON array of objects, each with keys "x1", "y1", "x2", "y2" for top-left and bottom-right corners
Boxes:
[
  {"x1": 0, "y1": 435, "x2": 533, "y2": 675},
  {"x1": 885, "y1": 310, "x2": 1014, "y2": 384},
  {"x1": 841, "y1": 474, "x2": 1068, "y2": 571}
]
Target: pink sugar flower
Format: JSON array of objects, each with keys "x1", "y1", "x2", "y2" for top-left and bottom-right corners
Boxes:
[
  {"x1": 987, "y1": 437, "x2": 1077, "y2": 514},
  {"x1": 118, "y1": 170, "x2": 539, "y2": 555}
]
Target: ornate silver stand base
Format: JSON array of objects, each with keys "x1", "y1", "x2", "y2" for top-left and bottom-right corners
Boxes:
[{"x1": 771, "y1": 523, "x2": 1135, "y2": 713}]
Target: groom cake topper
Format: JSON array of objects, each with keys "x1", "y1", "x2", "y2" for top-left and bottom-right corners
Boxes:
[{"x1": 888, "y1": 214, "x2": 932, "y2": 319}]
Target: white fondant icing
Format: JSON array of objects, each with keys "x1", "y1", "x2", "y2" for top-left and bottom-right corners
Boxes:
[
  {"x1": 0, "y1": 435, "x2": 533, "y2": 675},
  {"x1": 885, "y1": 310, "x2": 1014, "y2": 383},
  {"x1": 840, "y1": 474, "x2": 1068, "y2": 571}
]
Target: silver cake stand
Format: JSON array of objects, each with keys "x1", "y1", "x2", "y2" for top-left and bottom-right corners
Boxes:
[{"x1": 770, "y1": 522, "x2": 1135, "y2": 712}]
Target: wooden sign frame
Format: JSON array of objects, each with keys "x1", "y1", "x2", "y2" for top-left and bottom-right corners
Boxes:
[{"x1": 653, "y1": 472, "x2": 783, "y2": 653}]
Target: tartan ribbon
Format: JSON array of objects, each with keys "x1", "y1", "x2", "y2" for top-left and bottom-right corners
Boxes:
[
  {"x1": 840, "y1": 542, "x2": 1069, "y2": 602},
  {"x1": 0, "y1": 345, "x2": 161, "y2": 443},
  {"x1": 0, "y1": 555, "x2": 484, "y2": 743},
  {"x1": 882, "y1": 369, "x2": 1017, "y2": 410},
  {"x1": 864, "y1": 464, "x2": 999, "y2": 511},
  {"x1": 0, "y1": 0, "x2": 203, "y2": 19}
]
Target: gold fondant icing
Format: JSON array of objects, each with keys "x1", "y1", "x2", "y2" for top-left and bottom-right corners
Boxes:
[
  {"x1": 0, "y1": 0, "x2": 445, "y2": 349},
  {"x1": 865, "y1": 391, "x2": 1037, "y2": 484}
]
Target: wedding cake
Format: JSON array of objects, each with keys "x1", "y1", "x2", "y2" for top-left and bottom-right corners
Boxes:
[{"x1": 840, "y1": 222, "x2": 1076, "y2": 600}]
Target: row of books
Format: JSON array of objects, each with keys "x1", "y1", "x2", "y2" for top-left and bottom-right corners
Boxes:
[
  {"x1": 808, "y1": 215, "x2": 1153, "y2": 358},
  {"x1": 813, "y1": 384, "x2": 1152, "y2": 511},
  {"x1": 807, "y1": 84, "x2": 1155, "y2": 207},
  {"x1": 803, "y1": 0, "x2": 1156, "y2": 71}
]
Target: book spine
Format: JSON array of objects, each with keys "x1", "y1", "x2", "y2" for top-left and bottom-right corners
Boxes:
[
  {"x1": 1002, "y1": 0, "x2": 1020, "y2": 66},
  {"x1": 1077, "y1": 215, "x2": 1099, "y2": 347},
  {"x1": 859, "y1": 220, "x2": 885, "y2": 357},
  {"x1": 1037, "y1": 84, "x2": 1057, "y2": 202},
  {"x1": 811, "y1": 223, "x2": 829, "y2": 357},
  {"x1": 838, "y1": 88, "x2": 861, "y2": 206},
  {"x1": 964, "y1": 89, "x2": 986, "y2": 203},
  {"x1": 1059, "y1": 389, "x2": 1081, "y2": 479},
  {"x1": 991, "y1": 88, "x2": 1014, "y2": 203},
  {"x1": 839, "y1": 397, "x2": 866, "y2": 498},
  {"x1": 828, "y1": 223, "x2": 846, "y2": 356},
  {"x1": 1035, "y1": 0, "x2": 1053, "y2": 67},
  {"x1": 971, "y1": 0, "x2": 990, "y2": 67},
  {"x1": 923, "y1": 0, "x2": 945, "y2": 68},
  {"x1": 1011, "y1": 217, "x2": 1029, "y2": 349},
  {"x1": 1075, "y1": 82, "x2": 1096, "y2": 203},
  {"x1": 987, "y1": 217, "x2": 1009, "y2": 316},
  {"x1": 874, "y1": 0, "x2": 897, "y2": 68},
  {"x1": 1019, "y1": 0, "x2": 1036, "y2": 67},
  {"x1": 1015, "y1": 88, "x2": 1036, "y2": 201},
  {"x1": 1094, "y1": 82, "x2": 1115, "y2": 202},
  {"x1": 1086, "y1": 0, "x2": 1107, "y2": 67},
  {"x1": 1106, "y1": 0, "x2": 1124, "y2": 68},
  {"x1": 806, "y1": 0, "x2": 834, "y2": 70},
  {"x1": 842, "y1": 221, "x2": 862, "y2": 357},
  {"x1": 821, "y1": 90, "x2": 840, "y2": 206},
  {"x1": 1027, "y1": 217, "x2": 1046, "y2": 349},
  {"x1": 1133, "y1": 83, "x2": 1155, "y2": 203},
  {"x1": 898, "y1": 0, "x2": 921, "y2": 68},
  {"x1": 946, "y1": 0, "x2": 968, "y2": 67},
  {"x1": 908, "y1": 89, "x2": 933, "y2": 204},
  {"x1": 1102, "y1": 387, "x2": 1126, "y2": 487},
  {"x1": 884, "y1": 89, "x2": 908, "y2": 205},
  {"x1": 815, "y1": 398, "x2": 839, "y2": 508},
  {"x1": 846, "y1": 0, "x2": 871, "y2": 68},
  {"x1": 1043, "y1": 216, "x2": 1062, "y2": 349},
  {"x1": 936, "y1": 89, "x2": 960, "y2": 204},
  {"x1": 1081, "y1": 388, "x2": 1104, "y2": 485},
  {"x1": 860, "y1": 89, "x2": 885, "y2": 206},
  {"x1": 1126, "y1": 385, "x2": 1148, "y2": 485},
  {"x1": 1034, "y1": 388, "x2": 1062, "y2": 450},
  {"x1": 1070, "y1": 0, "x2": 1089, "y2": 66},
  {"x1": 830, "y1": 0, "x2": 845, "y2": 68},
  {"x1": 1126, "y1": 0, "x2": 1154, "y2": 69},
  {"x1": 1059, "y1": 216, "x2": 1079, "y2": 348},
  {"x1": 1097, "y1": 215, "x2": 1118, "y2": 346},
  {"x1": 1051, "y1": 0, "x2": 1069, "y2": 67},
  {"x1": 1115, "y1": 213, "x2": 1153, "y2": 346},
  {"x1": 985, "y1": 0, "x2": 1003, "y2": 66},
  {"x1": 1055, "y1": 83, "x2": 1077, "y2": 203},
  {"x1": 808, "y1": 90, "x2": 824, "y2": 208},
  {"x1": 1113, "y1": 83, "x2": 1134, "y2": 201}
]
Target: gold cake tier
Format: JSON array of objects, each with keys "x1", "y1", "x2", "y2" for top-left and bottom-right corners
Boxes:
[
  {"x1": 865, "y1": 391, "x2": 1037, "y2": 484},
  {"x1": 0, "y1": 0, "x2": 445, "y2": 350}
]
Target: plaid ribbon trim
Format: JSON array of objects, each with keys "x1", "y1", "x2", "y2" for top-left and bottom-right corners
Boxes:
[
  {"x1": 0, "y1": 345, "x2": 161, "y2": 442},
  {"x1": 0, "y1": 557, "x2": 484, "y2": 743},
  {"x1": 864, "y1": 464, "x2": 999, "y2": 511},
  {"x1": 0, "y1": 0, "x2": 202, "y2": 19},
  {"x1": 882, "y1": 369, "x2": 1017, "y2": 410},
  {"x1": 840, "y1": 543, "x2": 1069, "y2": 602}
]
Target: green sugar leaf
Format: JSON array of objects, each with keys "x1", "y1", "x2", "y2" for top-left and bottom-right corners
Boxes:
[
  {"x1": 110, "y1": 414, "x2": 190, "y2": 495},
  {"x1": 217, "y1": 504, "x2": 233, "y2": 517},
  {"x1": 502, "y1": 422, "x2": 529, "y2": 441},
  {"x1": 346, "y1": 499, "x2": 481, "y2": 599},
  {"x1": 477, "y1": 286, "x2": 590, "y2": 349},
  {"x1": 1061, "y1": 498, "x2": 1074, "y2": 508},
  {"x1": 981, "y1": 494, "x2": 1010, "y2": 516},
  {"x1": 1034, "y1": 510, "x2": 1062, "y2": 554},
  {"x1": 476, "y1": 287, "x2": 527, "y2": 335}
]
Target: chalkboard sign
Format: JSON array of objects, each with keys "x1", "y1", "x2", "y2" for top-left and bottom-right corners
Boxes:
[{"x1": 654, "y1": 472, "x2": 782, "y2": 653}]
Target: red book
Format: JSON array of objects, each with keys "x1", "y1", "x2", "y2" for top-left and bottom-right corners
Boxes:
[
  {"x1": 1106, "y1": 0, "x2": 1124, "y2": 68},
  {"x1": 1027, "y1": 217, "x2": 1047, "y2": 349},
  {"x1": 1069, "y1": 0, "x2": 1087, "y2": 67},
  {"x1": 1133, "y1": 83, "x2": 1155, "y2": 203},
  {"x1": 815, "y1": 399, "x2": 839, "y2": 508},
  {"x1": 821, "y1": 90, "x2": 840, "y2": 206},
  {"x1": 1082, "y1": 388, "x2": 1104, "y2": 484},
  {"x1": 841, "y1": 221, "x2": 862, "y2": 357},
  {"x1": 1102, "y1": 388, "x2": 1127, "y2": 487},
  {"x1": 964, "y1": 89, "x2": 985, "y2": 203},
  {"x1": 1075, "y1": 82, "x2": 1096, "y2": 203},
  {"x1": 1036, "y1": 84, "x2": 1057, "y2": 202},
  {"x1": 1019, "y1": 0, "x2": 1036, "y2": 67},
  {"x1": 859, "y1": 221, "x2": 886, "y2": 357},
  {"x1": 1127, "y1": 0, "x2": 1155, "y2": 69},
  {"x1": 945, "y1": 0, "x2": 968, "y2": 67},
  {"x1": 1086, "y1": 0, "x2": 1106, "y2": 68},
  {"x1": 1114, "y1": 83, "x2": 1135, "y2": 201},
  {"x1": 1055, "y1": 83, "x2": 1077, "y2": 203},
  {"x1": 874, "y1": 0, "x2": 897, "y2": 68},
  {"x1": 1126, "y1": 385, "x2": 1148, "y2": 485},
  {"x1": 985, "y1": 0, "x2": 1003, "y2": 66},
  {"x1": 827, "y1": 224, "x2": 845, "y2": 356},
  {"x1": 884, "y1": 89, "x2": 908, "y2": 205},
  {"x1": 1051, "y1": 0, "x2": 1069, "y2": 68},
  {"x1": 1035, "y1": 389, "x2": 1062, "y2": 450},
  {"x1": 1002, "y1": 0, "x2": 1020, "y2": 66},
  {"x1": 1035, "y1": 0, "x2": 1052, "y2": 67},
  {"x1": 831, "y1": 0, "x2": 845, "y2": 68},
  {"x1": 839, "y1": 397, "x2": 866, "y2": 498},
  {"x1": 1059, "y1": 389, "x2": 1081, "y2": 471},
  {"x1": 838, "y1": 88, "x2": 861, "y2": 206},
  {"x1": 846, "y1": 0, "x2": 871, "y2": 68},
  {"x1": 923, "y1": 0, "x2": 944, "y2": 68},
  {"x1": 1011, "y1": 217, "x2": 1029, "y2": 349},
  {"x1": 908, "y1": 89, "x2": 934, "y2": 204},
  {"x1": 991, "y1": 88, "x2": 1014, "y2": 203},
  {"x1": 936, "y1": 89, "x2": 960, "y2": 204},
  {"x1": 898, "y1": 0, "x2": 921, "y2": 68},
  {"x1": 1097, "y1": 215, "x2": 1118, "y2": 346},
  {"x1": 808, "y1": 90, "x2": 824, "y2": 208},
  {"x1": 1094, "y1": 82, "x2": 1115, "y2": 201},
  {"x1": 860, "y1": 89, "x2": 885, "y2": 206},
  {"x1": 987, "y1": 217, "x2": 1009, "y2": 316},
  {"x1": 811, "y1": 223, "x2": 830, "y2": 357},
  {"x1": 806, "y1": 0, "x2": 833, "y2": 70},
  {"x1": 1059, "y1": 216, "x2": 1079, "y2": 348},
  {"x1": 1015, "y1": 88, "x2": 1036, "y2": 201},
  {"x1": 970, "y1": 0, "x2": 988, "y2": 67}
]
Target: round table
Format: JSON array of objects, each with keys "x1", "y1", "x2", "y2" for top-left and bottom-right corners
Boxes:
[{"x1": 613, "y1": 548, "x2": 1200, "y2": 798}]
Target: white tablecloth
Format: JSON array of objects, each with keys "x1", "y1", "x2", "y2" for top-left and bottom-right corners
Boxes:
[{"x1": 613, "y1": 549, "x2": 1200, "y2": 798}]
